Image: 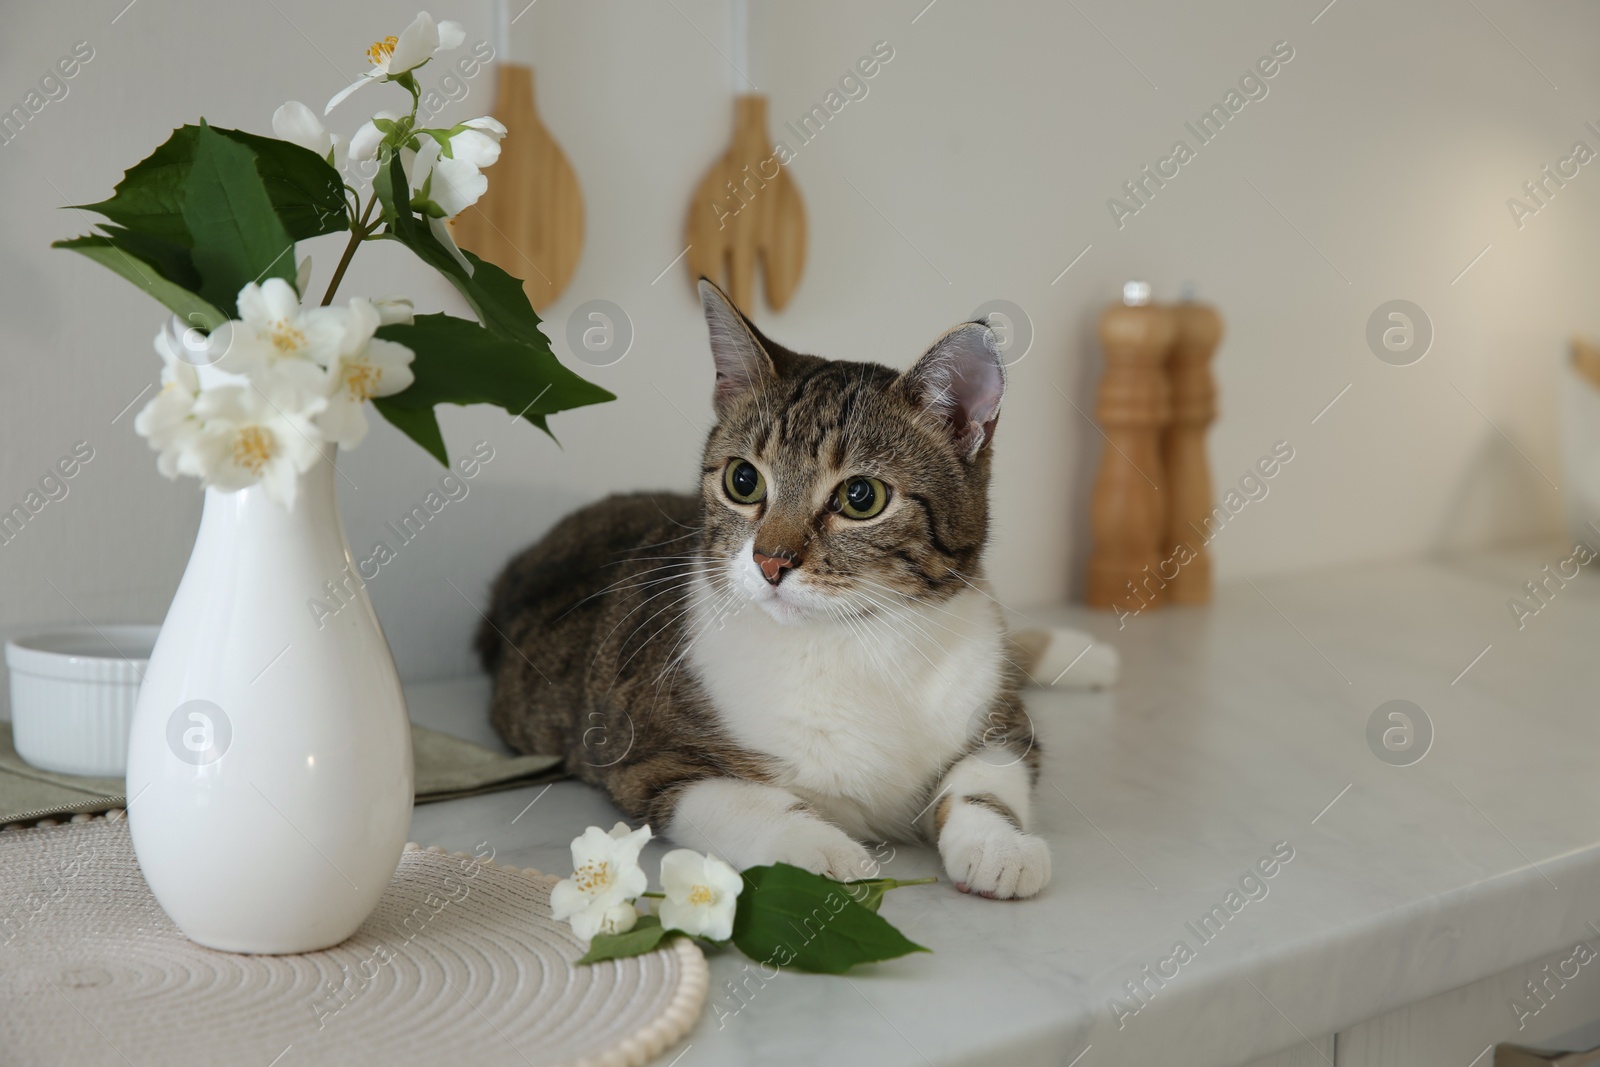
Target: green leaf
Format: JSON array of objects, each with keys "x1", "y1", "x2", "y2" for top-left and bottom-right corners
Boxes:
[
  {"x1": 74, "y1": 124, "x2": 348, "y2": 245},
  {"x1": 842, "y1": 879, "x2": 891, "y2": 913},
  {"x1": 373, "y1": 152, "x2": 553, "y2": 348},
  {"x1": 840, "y1": 876, "x2": 938, "y2": 913},
  {"x1": 212, "y1": 127, "x2": 350, "y2": 240},
  {"x1": 731, "y1": 864, "x2": 930, "y2": 974},
  {"x1": 372, "y1": 399, "x2": 448, "y2": 466},
  {"x1": 53, "y1": 234, "x2": 227, "y2": 332},
  {"x1": 181, "y1": 124, "x2": 296, "y2": 316},
  {"x1": 73, "y1": 126, "x2": 197, "y2": 244},
  {"x1": 577, "y1": 915, "x2": 668, "y2": 964},
  {"x1": 95, "y1": 225, "x2": 202, "y2": 291},
  {"x1": 377, "y1": 313, "x2": 614, "y2": 441}
]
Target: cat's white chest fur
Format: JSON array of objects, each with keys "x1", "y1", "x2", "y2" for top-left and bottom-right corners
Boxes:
[{"x1": 686, "y1": 576, "x2": 1006, "y2": 841}]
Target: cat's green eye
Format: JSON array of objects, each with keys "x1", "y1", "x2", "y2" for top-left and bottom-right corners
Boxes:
[
  {"x1": 723, "y1": 459, "x2": 766, "y2": 505},
  {"x1": 834, "y1": 476, "x2": 889, "y2": 520}
]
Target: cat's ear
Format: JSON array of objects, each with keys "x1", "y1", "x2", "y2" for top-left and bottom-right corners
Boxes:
[
  {"x1": 698, "y1": 278, "x2": 777, "y2": 409},
  {"x1": 902, "y1": 322, "x2": 1006, "y2": 458}
]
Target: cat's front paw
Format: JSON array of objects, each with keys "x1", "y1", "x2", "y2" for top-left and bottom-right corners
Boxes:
[
  {"x1": 939, "y1": 804, "x2": 1052, "y2": 900},
  {"x1": 767, "y1": 819, "x2": 876, "y2": 882}
]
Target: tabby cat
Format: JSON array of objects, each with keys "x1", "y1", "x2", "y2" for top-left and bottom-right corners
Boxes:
[{"x1": 478, "y1": 281, "x2": 1050, "y2": 899}]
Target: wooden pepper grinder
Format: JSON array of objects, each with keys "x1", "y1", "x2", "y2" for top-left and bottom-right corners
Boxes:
[
  {"x1": 1087, "y1": 282, "x2": 1176, "y2": 612},
  {"x1": 1161, "y1": 292, "x2": 1223, "y2": 604}
]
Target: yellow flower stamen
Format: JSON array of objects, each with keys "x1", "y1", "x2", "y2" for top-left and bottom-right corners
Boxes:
[
  {"x1": 573, "y1": 860, "x2": 613, "y2": 894},
  {"x1": 268, "y1": 319, "x2": 305, "y2": 354},
  {"x1": 366, "y1": 35, "x2": 398, "y2": 66},
  {"x1": 232, "y1": 426, "x2": 276, "y2": 475},
  {"x1": 343, "y1": 360, "x2": 381, "y2": 401},
  {"x1": 687, "y1": 885, "x2": 714, "y2": 906}
]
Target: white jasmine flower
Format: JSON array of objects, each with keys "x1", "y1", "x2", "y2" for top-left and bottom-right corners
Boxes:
[
  {"x1": 317, "y1": 298, "x2": 416, "y2": 448},
  {"x1": 459, "y1": 115, "x2": 509, "y2": 142},
  {"x1": 216, "y1": 278, "x2": 344, "y2": 392},
  {"x1": 134, "y1": 322, "x2": 204, "y2": 480},
  {"x1": 189, "y1": 384, "x2": 328, "y2": 508},
  {"x1": 410, "y1": 118, "x2": 507, "y2": 218},
  {"x1": 402, "y1": 143, "x2": 474, "y2": 274},
  {"x1": 348, "y1": 110, "x2": 402, "y2": 165},
  {"x1": 405, "y1": 119, "x2": 506, "y2": 276},
  {"x1": 326, "y1": 12, "x2": 466, "y2": 114},
  {"x1": 550, "y1": 822, "x2": 652, "y2": 941},
  {"x1": 657, "y1": 849, "x2": 743, "y2": 942},
  {"x1": 272, "y1": 101, "x2": 344, "y2": 167},
  {"x1": 371, "y1": 296, "x2": 414, "y2": 325},
  {"x1": 592, "y1": 900, "x2": 640, "y2": 938}
]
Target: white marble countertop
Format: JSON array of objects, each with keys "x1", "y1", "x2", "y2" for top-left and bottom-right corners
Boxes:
[{"x1": 405, "y1": 547, "x2": 1600, "y2": 1067}]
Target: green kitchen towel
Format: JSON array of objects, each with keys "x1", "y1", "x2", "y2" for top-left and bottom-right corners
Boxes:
[{"x1": 0, "y1": 722, "x2": 566, "y2": 825}]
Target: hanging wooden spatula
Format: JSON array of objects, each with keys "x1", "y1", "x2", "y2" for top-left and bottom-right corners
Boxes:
[
  {"x1": 452, "y1": 0, "x2": 583, "y2": 311},
  {"x1": 684, "y1": 95, "x2": 806, "y2": 313},
  {"x1": 683, "y1": 0, "x2": 806, "y2": 313}
]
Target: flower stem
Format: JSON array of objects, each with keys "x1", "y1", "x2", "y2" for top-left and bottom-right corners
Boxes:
[
  {"x1": 843, "y1": 876, "x2": 938, "y2": 890},
  {"x1": 320, "y1": 191, "x2": 381, "y2": 306}
]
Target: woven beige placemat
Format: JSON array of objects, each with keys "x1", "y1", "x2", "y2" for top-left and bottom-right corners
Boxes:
[{"x1": 0, "y1": 815, "x2": 706, "y2": 1067}]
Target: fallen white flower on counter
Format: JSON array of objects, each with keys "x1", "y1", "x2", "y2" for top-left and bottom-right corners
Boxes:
[
  {"x1": 550, "y1": 822, "x2": 653, "y2": 941},
  {"x1": 657, "y1": 848, "x2": 743, "y2": 942}
]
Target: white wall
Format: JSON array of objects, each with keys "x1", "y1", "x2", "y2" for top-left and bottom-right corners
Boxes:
[{"x1": 2, "y1": 0, "x2": 1596, "y2": 697}]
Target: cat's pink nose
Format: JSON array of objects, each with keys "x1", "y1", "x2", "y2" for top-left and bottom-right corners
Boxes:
[{"x1": 752, "y1": 549, "x2": 798, "y2": 585}]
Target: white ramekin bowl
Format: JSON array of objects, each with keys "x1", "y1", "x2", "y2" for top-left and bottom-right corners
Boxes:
[{"x1": 6, "y1": 626, "x2": 158, "y2": 776}]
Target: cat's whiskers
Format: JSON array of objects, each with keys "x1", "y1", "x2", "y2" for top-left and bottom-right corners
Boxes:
[
  {"x1": 637, "y1": 588, "x2": 714, "y2": 693},
  {"x1": 618, "y1": 565, "x2": 743, "y2": 691},
  {"x1": 948, "y1": 569, "x2": 1041, "y2": 626},
  {"x1": 569, "y1": 566, "x2": 707, "y2": 643},
  {"x1": 845, "y1": 582, "x2": 946, "y2": 646},
  {"x1": 840, "y1": 586, "x2": 965, "y2": 693},
  {"x1": 601, "y1": 566, "x2": 714, "y2": 651},
  {"x1": 556, "y1": 554, "x2": 715, "y2": 621},
  {"x1": 824, "y1": 599, "x2": 920, "y2": 702},
  {"x1": 627, "y1": 526, "x2": 705, "y2": 553},
  {"x1": 645, "y1": 496, "x2": 705, "y2": 533},
  {"x1": 601, "y1": 552, "x2": 717, "y2": 572},
  {"x1": 653, "y1": 574, "x2": 746, "y2": 690},
  {"x1": 835, "y1": 601, "x2": 960, "y2": 748},
  {"x1": 850, "y1": 578, "x2": 1044, "y2": 689},
  {"x1": 601, "y1": 581, "x2": 709, "y2": 702},
  {"x1": 586, "y1": 558, "x2": 712, "y2": 597},
  {"x1": 589, "y1": 557, "x2": 720, "y2": 684},
  {"x1": 607, "y1": 570, "x2": 715, "y2": 673},
  {"x1": 935, "y1": 571, "x2": 1057, "y2": 683},
  {"x1": 850, "y1": 575, "x2": 985, "y2": 641}
]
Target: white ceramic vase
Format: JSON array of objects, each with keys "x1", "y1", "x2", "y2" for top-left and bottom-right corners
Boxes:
[{"x1": 125, "y1": 453, "x2": 413, "y2": 954}]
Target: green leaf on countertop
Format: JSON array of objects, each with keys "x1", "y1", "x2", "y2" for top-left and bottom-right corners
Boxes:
[
  {"x1": 181, "y1": 124, "x2": 296, "y2": 316},
  {"x1": 577, "y1": 915, "x2": 668, "y2": 964},
  {"x1": 840, "y1": 876, "x2": 938, "y2": 913},
  {"x1": 72, "y1": 123, "x2": 348, "y2": 245},
  {"x1": 52, "y1": 233, "x2": 227, "y2": 332},
  {"x1": 731, "y1": 863, "x2": 930, "y2": 974},
  {"x1": 842, "y1": 879, "x2": 890, "y2": 913}
]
